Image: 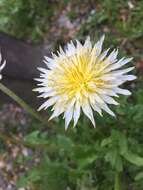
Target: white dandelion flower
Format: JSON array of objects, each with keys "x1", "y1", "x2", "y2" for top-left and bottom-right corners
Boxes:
[
  {"x1": 35, "y1": 35, "x2": 136, "y2": 129},
  {"x1": 0, "y1": 53, "x2": 6, "y2": 80}
]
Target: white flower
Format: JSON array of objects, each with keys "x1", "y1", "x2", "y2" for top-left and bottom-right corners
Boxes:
[
  {"x1": 0, "y1": 53, "x2": 6, "y2": 80},
  {"x1": 35, "y1": 35, "x2": 136, "y2": 129}
]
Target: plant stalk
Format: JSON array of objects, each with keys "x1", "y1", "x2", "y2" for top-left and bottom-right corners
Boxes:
[
  {"x1": 114, "y1": 172, "x2": 121, "y2": 190},
  {"x1": 0, "y1": 83, "x2": 46, "y2": 125}
]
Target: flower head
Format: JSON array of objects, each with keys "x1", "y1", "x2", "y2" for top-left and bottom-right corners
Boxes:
[
  {"x1": 0, "y1": 53, "x2": 6, "y2": 80},
  {"x1": 35, "y1": 36, "x2": 136, "y2": 129}
]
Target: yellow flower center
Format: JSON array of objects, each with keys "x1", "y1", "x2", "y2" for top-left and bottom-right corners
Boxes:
[{"x1": 48, "y1": 49, "x2": 105, "y2": 101}]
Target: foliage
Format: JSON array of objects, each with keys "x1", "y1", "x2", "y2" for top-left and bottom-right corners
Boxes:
[{"x1": 0, "y1": 0, "x2": 56, "y2": 42}]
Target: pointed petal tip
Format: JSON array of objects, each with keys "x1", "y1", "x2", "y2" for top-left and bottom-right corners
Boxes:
[
  {"x1": 65, "y1": 125, "x2": 69, "y2": 131},
  {"x1": 48, "y1": 112, "x2": 57, "y2": 121},
  {"x1": 73, "y1": 123, "x2": 77, "y2": 128},
  {"x1": 128, "y1": 57, "x2": 134, "y2": 61},
  {"x1": 101, "y1": 34, "x2": 105, "y2": 40},
  {"x1": 91, "y1": 118, "x2": 96, "y2": 128},
  {"x1": 100, "y1": 113, "x2": 103, "y2": 117},
  {"x1": 37, "y1": 107, "x2": 42, "y2": 111},
  {"x1": 32, "y1": 88, "x2": 36, "y2": 92},
  {"x1": 0, "y1": 60, "x2": 6, "y2": 71},
  {"x1": 132, "y1": 75, "x2": 137, "y2": 80},
  {"x1": 93, "y1": 122, "x2": 96, "y2": 128},
  {"x1": 85, "y1": 36, "x2": 91, "y2": 43},
  {"x1": 48, "y1": 117, "x2": 52, "y2": 121}
]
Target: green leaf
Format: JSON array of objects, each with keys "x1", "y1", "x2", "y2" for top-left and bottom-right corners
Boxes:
[
  {"x1": 101, "y1": 137, "x2": 112, "y2": 147},
  {"x1": 17, "y1": 176, "x2": 28, "y2": 188},
  {"x1": 17, "y1": 169, "x2": 41, "y2": 187},
  {"x1": 123, "y1": 151, "x2": 143, "y2": 167},
  {"x1": 24, "y1": 130, "x2": 48, "y2": 145},
  {"x1": 104, "y1": 149, "x2": 123, "y2": 172},
  {"x1": 77, "y1": 154, "x2": 98, "y2": 169},
  {"x1": 42, "y1": 162, "x2": 69, "y2": 190},
  {"x1": 56, "y1": 135, "x2": 74, "y2": 150}
]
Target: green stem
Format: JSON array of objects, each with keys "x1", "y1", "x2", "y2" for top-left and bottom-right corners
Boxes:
[
  {"x1": 114, "y1": 172, "x2": 121, "y2": 190},
  {"x1": 0, "y1": 83, "x2": 46, "y2": 125}
]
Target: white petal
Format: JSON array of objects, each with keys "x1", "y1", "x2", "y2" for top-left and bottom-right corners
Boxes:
[
  {"x1": 105, "y1": 57, "x2": 133, "y2": 71},
  {"x1": 84, "y1": 36, "x2": 92, "y2": 49},
  {"x1": 82, "y1": 103, "x2": 96, "y2": 127},
  {"x1": 38, "y1": 97, "x2": 58, "y2": 111},
  {"x1": 91, "y1": 102, "x2": 102, "y2": 116},
  {"x1": 65, "y1": 107, "x2": 74, "y2": 130},
  {"x1": 59, "y1": 46, "x2": 65, "y2": 56},
  {"x1": 37, "y1": 67, "x2": 50, "y2": 74},
  {"x1": 76, "y1": 40, "x2": 83, "y2": 49},
  {"x1": 66, "y1": 41, "x2": 76, "y2": 56},
  {"x1": 0, "y1": 60, "x2": 6, "y2": 71},
  {"x1": 105, "y1": 80, "x2": 124, "y2": 86},
  {"x1": 100, "y1": 75, "x2": 116, "y2": 81},
  {"x1": 34, "y1": 87, "x2": 51, "y2": 93},
  {"x1": 100, "y1": 95, "x2": 119, "y2": 105},
  {"x1": 0, "y1": 53, "x2": 2, "y2": 63},
  {"x1": 63, "y1": 98, "x2": 76, "y2": 130},
  {"x1": 97, "y1": 88, "x2": 119, "y2": 97},
  {"x1": 114, "y1": 87, "x2": 131, "y2": 95},
  {"x1": 38, "y1": 91, "x2": 56, "y2": 98},
  {"x1": 73, "y1": 102, "x2": 80, "y2": 127},
  {"x1": 98, "y1": 48, "x2": 110, "y2": 61},
  {"x1": 49, "y1": 103, "x2": 65, "y2": 120},
  {"x1": 44, "y1": 56, "x2": 56, "y2": 69},
  {"x1": 111, "y1": 67, "x2": 134, "y2": 76},
  {"x1": 34, "y1": 78, "x2": 49, "y2": 83},
  {"x1": 95, "y1": 35, "x2": 105, "y2": 56},
  {"x1": 121, "y1": 75, "x2": 136, "y2": 81},
  {"x1": 106, "y1": 49, "x2": 118, "y2": 63},
  {"x1": 94, "y1": 93, "x2": 104, "y2": 103},
  {"x1": 117, "y1": 57, "x2": 133, "y2": 66},
  {"x1": 89, "y1": 95, "x2": 102, "y2": 116},
  {"x1": 100, "y1": 103, "x2": 116, "y2": 117}
]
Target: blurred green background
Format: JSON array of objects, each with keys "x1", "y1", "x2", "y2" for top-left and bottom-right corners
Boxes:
[{"x1": 0, "y1": 0, "x2": 143, "y2": 190}]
